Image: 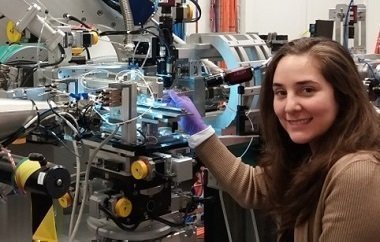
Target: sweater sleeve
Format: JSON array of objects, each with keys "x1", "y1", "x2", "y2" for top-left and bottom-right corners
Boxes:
[
  {"x1": 195, "y1": 134, "x2": 268, "y2": 209},
  {"x1": 319, "y1": 157, "x2": 380, "y2": 241}
]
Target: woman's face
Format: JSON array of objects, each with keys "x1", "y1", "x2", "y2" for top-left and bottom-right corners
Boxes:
[{"x1": 272, "y1": 54, "x2": 338, "y2": 148}]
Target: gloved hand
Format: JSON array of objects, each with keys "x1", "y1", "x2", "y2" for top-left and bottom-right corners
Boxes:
[{"x1": 166, "y1": 90, "x2": 208, "y2": 135}]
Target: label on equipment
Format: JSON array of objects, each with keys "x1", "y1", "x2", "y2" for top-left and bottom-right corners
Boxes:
[{"x1": 37, "y1": 172, "x2": 46, "y2": 185}]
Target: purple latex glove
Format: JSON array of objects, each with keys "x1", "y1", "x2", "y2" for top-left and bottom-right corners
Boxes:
[{"x1": 166, "y1": 90, "x2": 207, "y2": 135}]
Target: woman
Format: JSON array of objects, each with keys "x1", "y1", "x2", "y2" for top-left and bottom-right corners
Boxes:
[{"x1": 167, "y1": 37, "x2": 380, "y2": 241}]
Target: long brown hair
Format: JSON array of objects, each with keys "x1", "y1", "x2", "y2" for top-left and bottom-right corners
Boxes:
[{"x1": 258, "y1": 37, "x2": 380, "y2": 234}]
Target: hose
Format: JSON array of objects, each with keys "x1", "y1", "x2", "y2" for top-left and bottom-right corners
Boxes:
[{"x1": 119, "y1": 0, "x2": 135, "y2": 53}]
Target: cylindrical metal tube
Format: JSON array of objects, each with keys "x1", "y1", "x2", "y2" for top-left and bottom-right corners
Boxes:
[{"x1": 0, "y1": 99, "x2": 53, "y2": 140}]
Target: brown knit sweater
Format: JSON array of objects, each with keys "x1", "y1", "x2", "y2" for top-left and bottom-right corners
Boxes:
[{"x1": 195, "y1": 134, "x2": 380, "y2": 242}]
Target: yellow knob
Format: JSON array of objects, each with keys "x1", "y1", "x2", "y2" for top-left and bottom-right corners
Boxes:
[
  {"x1": 131, "y1": 160, "x2": 149, "y2": 180},
  {"x1": 186, "y1": 4, "x2": 194, "y2": 20},
  {"x1": 114, "y1": 197, "x2": 132, "y2": 218},
  {"x1": 91, "y1": 31, "x2": 99, "y2": 45},
  {"x1": 58, "y1": 193, "x2": 73, "y2": 208},
  {"x1": 6, "y1": 21, "x2": 22, "y2": 43},
  {"x1": 72, "y1": 47, "x2": 84, "y2": 56},
  {"x1": 15, "y1": 159, "x2": 41, "y2": 190}
]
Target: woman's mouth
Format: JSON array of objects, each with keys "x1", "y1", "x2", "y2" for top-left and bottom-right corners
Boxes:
[{"x1": 287, "y1": 118, "x2": 312, "y2": 125}]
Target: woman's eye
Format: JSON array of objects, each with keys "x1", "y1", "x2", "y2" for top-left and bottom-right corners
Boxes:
[
  {"x1": 274, "y1": 89, "x2": 286, "y2": 97},
  {"x1": 302, "y1": 87, "x2": 315, "y2": 95}
]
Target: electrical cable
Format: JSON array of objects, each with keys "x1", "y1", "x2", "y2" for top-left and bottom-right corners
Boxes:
[
  {"x1": 98, "y1": 30, "x2": 140, "y2": 36},
  {"x1": 47, "y1": 15, "x2": 71, "y2": 27},
  {"x1": 68, "y1": 140, "x2": 81, "y2": 239},
  {"x1": 78, "y1": 69, "x2": 112, "y2": 91},
  {"x1": 56, "y1": 111, "x2": 80, "y2": 132},
  {"x1": 38, "y1": 43, "x2": 66, "y2": 68},
  {"x1": 29, "y1": 100, "x2": 42, "y2": 136},
  {"x1": 70, "y1": 171, "x2": 85, "y2": 179},
  {"x1": 60, "y1": 112, "x2": 80, "y2": 133},
  {"x1": 37, "y1": 108, "x2": 84, "y2": 158},
  {"x1": 219, "y1": 189, "x2": 233, "y2": 242},
  {"x1": 93, "y1": 69, "x2": 156, "y2": 126},
  {"x1": 186, "y1": 0, "x2": 202, "y2": 23},
  {"x1": 239, "y1": 112, "x2": 255, "y2": 158},
  {"x1": 98, "y1": 37, "x2": 125, "y2": 49},
  {"x1": 42, "y1": 129, "x2": 82, "y2": 158},
  {"x1": 146, "y1": 135, "x2": 158, "y2": 145},
  {"x1": 249, "y1": 209, "x2": 260, "y2": 242},
  {"x1": 78, "y1": 69, "x2": 110, "y2": 92},
  {"x1": 100, "y1": 26, "x2": 170, "y2": 57},
  {"x1": 46, "y1": 100, "x2": 80, "y2": 138},
  {"x1": 98, "y1": 27, "x2": 173, "y2": 60},
  {"x1": 63, "y1": 13, "x2": 92, "y2": 30},
  {"x1": 98, "y1": 204, "x2": 139, "y2": 231},
  {"x1": 102, "y1": 0, "x2": 121, "y2": 13},
  {"x1": 21, "y1": 43, "x2": 66, "y2": 87},
  {"x1": 142, "y1": 26, "x2": 173, "y2": 59},
  {"x1": 1, "y1": 126, "x2": 27, "y2": 147},
  {"x1": 84, "y1": 47, "x2": 91, "y2": 61},
  {"x1": 153, "y1": 216, "x2": 184, "y2": 228},
  {"x1": 80, "y1": 103, "x2": 96, "y2": 135},
  {"x1": 153, "y1": 170, "x2": 176, "y2": 179},
  {"x1": 79, "y1": 103, "x2": 95, "y2": 134},
  {"x1": 141, "y1": 41, "x2": 152, "y2": 68},
  {"x1": 98, "y1": 29, "x2": 143, "y2": 37},
  {"x1": 132, "y1": 41, "x2": 141, "y2": 64},
  {"x1": 0, "y1": 103, "x2": 53, "y2": 147},
  {"x1": 149, "y1": 18, "x2": 185, "y2": 46},
  {"x1": 40, "y1": 113, "x2": 79, "y2": 141},
  {"x1": 35, "y1": 12, "x2": 68, "y2": 75},
  {"x1": 219, "y1": 111, "x2": 259, "y2": 241},
  {"x1": 26, "y1": 109, "x2": 53, "y2": 129},
  {"x1": 343, "y1": 0, "x2": 354, "y2": 49},
  {"x1": 69, "y1": 124, "x2": 120, "y2": 242},
  {"x1": 358, "y1": 58, "x2": 379, "y2": 81},
  {"x1": 136, "y1": 129, "x2": 147, "y2": 145}
]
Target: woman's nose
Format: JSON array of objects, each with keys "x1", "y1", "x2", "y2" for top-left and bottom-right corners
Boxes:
[{"x1": 284, "y1": 96, "x2": 302, "y2": 113}]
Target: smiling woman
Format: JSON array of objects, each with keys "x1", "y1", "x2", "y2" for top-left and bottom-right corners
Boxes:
[
  {"x1": 258, "y1": 37, "x2": 380, "y2": 239},
  {"x1": 166, "y1": 37, "x2": 380, "y2": 242},
  {"x1": 272, "y1": 54, "x2": 338, "y2": 149}
]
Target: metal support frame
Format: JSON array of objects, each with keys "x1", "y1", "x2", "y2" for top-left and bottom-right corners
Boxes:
[
  {"x1": 109, "y1": 82, "x2": 137, "y2": 144},
  {"x1": 185, "y1": 33, "x2": 271, "y2": 133},
  {"x1": 329, "y1": 3, "x2": 366, "y2": 53}
]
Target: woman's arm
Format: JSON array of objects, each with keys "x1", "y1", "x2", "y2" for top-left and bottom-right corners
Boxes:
[
  {"x1": 164, "y1": 90, "x2": 268, "y2": 208},
  {"x1": 195, "y1": 134, "x2": 268, "y2": 209}
]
